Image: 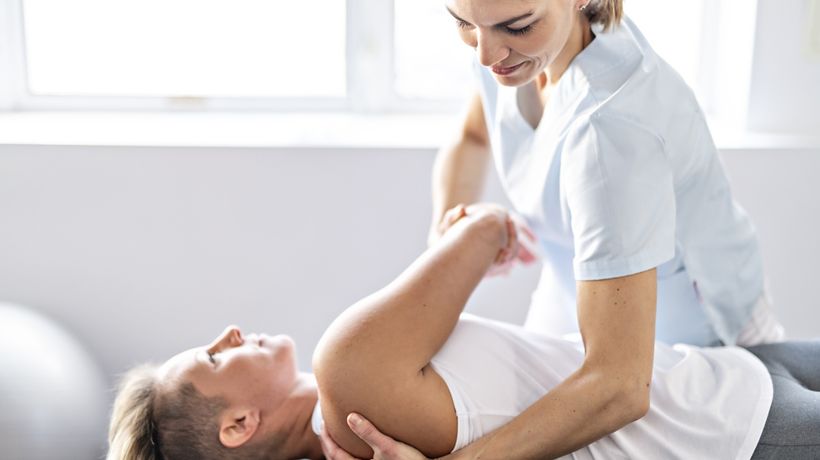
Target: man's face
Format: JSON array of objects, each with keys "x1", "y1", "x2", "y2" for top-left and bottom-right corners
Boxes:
[{"x1": 158, "y1": 325, "x2": 298, "y2": 411}]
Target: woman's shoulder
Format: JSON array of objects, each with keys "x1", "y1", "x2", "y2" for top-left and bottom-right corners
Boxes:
[
  {"x1": 562, "y1": 106, "x2": 666, "y2": 157},
  {"x1": 577, "y1": 18, "x2": 702, "y2": 126}
]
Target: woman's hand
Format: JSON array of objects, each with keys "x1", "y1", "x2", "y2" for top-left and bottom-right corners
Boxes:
[
  {"x1": 433, "y1": 204, "x2": 538, "y2": 276},
  {"x1": 319, "y1": 413, "x2": 433, "y2": 460}
]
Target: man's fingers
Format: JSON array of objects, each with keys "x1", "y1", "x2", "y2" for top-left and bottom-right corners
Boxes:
[{"x1": 348, "y1": 413, "x2": 395, "y2": 453}]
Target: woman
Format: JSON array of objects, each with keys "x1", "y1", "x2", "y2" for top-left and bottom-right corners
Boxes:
[
  {"x1": 108, "y1": 205, "x2": 818, "y2": 460},
  {"x1": 322, "y1": 0, "x2": 785, "y2": 457}
]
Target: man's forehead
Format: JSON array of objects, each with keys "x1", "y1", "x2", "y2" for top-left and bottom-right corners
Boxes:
[{"x1": 158, "y1": 348, "x2": 202, "y2": 383}]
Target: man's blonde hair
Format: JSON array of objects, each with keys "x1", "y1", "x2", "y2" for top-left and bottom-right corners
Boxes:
[
  {"x1": 583, "y1": 0, "x2": 624, "y2": 31},
  {"x1": 107, "y1": 364, "x2": 162, "y2": 459},
  {"x1": 108, "y1": 364, "x2": 286, "y2": 460}
]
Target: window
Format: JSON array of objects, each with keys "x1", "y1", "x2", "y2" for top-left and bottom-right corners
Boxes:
[
  {"x1": 0, "y1": 0, "x2": 755, "y2": 118},
  {"x1": 393, "y1": 0, "x2": 473, "y2": 102},
  {"x1": 22, "y1": 0, "x2": 346, "y2": 98}
]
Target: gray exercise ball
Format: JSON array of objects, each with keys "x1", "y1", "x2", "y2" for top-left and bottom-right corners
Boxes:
[{"x1": 0, "y1": 303, "x2": 108, "y2": 460}]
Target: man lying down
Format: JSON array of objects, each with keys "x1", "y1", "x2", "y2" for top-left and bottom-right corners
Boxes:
[{"x1": 108, "y1": 204, "x2": 819, "y2": 460}]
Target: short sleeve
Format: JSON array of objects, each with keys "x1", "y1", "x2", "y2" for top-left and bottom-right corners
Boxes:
[{"x1": 562, "y1": 113, "x2": 675, "y2": 280}]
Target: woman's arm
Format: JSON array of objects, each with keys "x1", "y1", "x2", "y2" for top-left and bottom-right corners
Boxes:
[
  {"x1": 325, "y1": 269, "x2": 658, "y2": 460},
  {"x1": 429, "y1": 92, "x2": 492, "y2": 246},
  {"x1": 312, "y1": 206, "x2": 515, "y2": 458},
  {"x1": 449, "y1": 270, "x2": 657, "y2": 459}
]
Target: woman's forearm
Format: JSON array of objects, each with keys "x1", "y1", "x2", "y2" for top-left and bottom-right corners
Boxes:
[
  {"x1": 430, "y1": 94, "x2": 491, "y2": 244},
  {"x1": 431, "y1": 138, "x2": 490, "y2": 224},
  {"x1": 449, "y1": 271, "x2": 658, "y2": 460},
  {"x1": 449, "y1": 366, "x2": 648, "y2": 460}
]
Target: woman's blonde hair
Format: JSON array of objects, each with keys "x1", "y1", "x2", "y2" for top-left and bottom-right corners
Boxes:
[
  {"x1": 107, "y1": 364, "x2": 285, "y2": 460},
  {"x1": 583, "y1": 0, "x2": 624, "y2": 31}
]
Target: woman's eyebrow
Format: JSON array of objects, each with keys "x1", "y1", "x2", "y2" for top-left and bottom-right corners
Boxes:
[{"x1": 446, "y1": 7, "x2": 534, "y2": 27}]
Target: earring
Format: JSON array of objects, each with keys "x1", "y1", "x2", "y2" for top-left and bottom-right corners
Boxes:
[{"x1": 579, "y1": 2, "x2": 589, "y2": 10}]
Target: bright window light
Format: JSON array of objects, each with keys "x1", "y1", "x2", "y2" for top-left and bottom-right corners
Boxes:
[
  {"x1": 21, "y1": 0, "x2": 346, "y2": 97},
  {"x1": 625, "y1": 0, "x2": 706, "y2": 100},
  {"x1": 393, "y1": 0, "x2": 474, "y2": 101}
]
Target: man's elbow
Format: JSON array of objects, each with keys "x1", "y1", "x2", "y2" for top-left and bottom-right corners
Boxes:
[{"x1": 618, "y1": 379, "x2": 651, "y2": 423}]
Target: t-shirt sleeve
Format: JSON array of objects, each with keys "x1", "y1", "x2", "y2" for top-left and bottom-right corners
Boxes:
[{"x1": 562, "y1": 113, "x2": 675, "y2": 280}]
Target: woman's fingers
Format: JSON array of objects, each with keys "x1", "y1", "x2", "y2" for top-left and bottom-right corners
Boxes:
[
  {"x1": 485, "y1": 260, "x2": 513, "y2": 277},
  {"x1": 320, "y1": 424, "x2": 362, "y2": 460},
  {"x1": 437, "y1": 204, "x2": 468, "y2": 239},
  {"x1": 520, "y1": 221, "x2": 538, "y2": 242},
  {"x1": 509, "y1": 213, "x2": 539, "y2": 265},
  {"x1": 505, "y1": 214, "x2": 519, "y2": 261},
  {"x1": 516, "y1": 245, "x2": 538, "y2": 264},
  {"x1": 347, "y1": 413, "x2": 430, "y2": 460},
  {"x1": 347, "y1": 413, "x2": 397, "y2": 455}
]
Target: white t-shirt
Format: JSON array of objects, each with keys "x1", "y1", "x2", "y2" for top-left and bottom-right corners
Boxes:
[
  {"x1": 475, "y1": 17, "x2": 765, "y2": 346},
  {"x1": 431, "y1": 314, "x2": 772, "y2": 459},
  {"x1": 311, "y1": 314, "x2": 772, "y2": 459}
]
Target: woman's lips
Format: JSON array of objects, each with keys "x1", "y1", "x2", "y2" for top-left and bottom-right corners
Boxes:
[{"x1": 492, "y1": 61, "x2": 525, "y2": 76}]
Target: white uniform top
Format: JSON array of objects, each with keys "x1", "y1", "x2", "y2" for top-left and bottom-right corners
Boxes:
[
  {"x1": 475, "y1": 17, "x2": 764, "y2": 346},
  {"x1": 431, "y1": 314, "x2": 771, "y2": 459},
  {"x1": 312, "y1": 314, "x2": 772, "y2": 459}
]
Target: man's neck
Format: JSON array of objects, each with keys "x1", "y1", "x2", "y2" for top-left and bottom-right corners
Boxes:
[{"x1": 272, "y1": 373, "x2": 323, "y2": 460}]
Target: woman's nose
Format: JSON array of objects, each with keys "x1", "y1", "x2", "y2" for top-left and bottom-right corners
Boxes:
[{"x1": 475, "y1": 30, "x2": 509, "y2": 67}]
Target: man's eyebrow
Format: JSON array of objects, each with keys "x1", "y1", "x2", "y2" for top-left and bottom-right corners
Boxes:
[{"x1": 445, "y1": 7, "x2": 534, "y2": 27}]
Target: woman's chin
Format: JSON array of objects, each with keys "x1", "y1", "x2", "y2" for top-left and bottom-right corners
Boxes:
[{"x1": 492, "y1": 68, "x2": 538, "y2": 88}]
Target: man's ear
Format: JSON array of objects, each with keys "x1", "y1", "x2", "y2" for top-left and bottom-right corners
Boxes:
[{"x1": 218, "y1": 408, "x2": 261, "y2": 448}]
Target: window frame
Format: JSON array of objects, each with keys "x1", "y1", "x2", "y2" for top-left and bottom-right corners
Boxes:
[{"x1": 0, "y1": 0, "x2": 754, "y2": 117}]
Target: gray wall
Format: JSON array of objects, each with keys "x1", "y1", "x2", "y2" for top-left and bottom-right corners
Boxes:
[{"x1": 0, "y1": 143, "x2": 818, "y2": 384}]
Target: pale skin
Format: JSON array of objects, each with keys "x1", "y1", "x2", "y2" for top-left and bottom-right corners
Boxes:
[
  {"x1": 156, "y1": 327, "x2": 326, "y2": 459},
  {"x1": 319, "y1": 0, "x2": 660, "y2": 459}
]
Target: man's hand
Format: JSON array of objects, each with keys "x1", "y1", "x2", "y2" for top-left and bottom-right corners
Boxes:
[{"x1": 319, "y1": 413, "x2": 432, "y2": 460}]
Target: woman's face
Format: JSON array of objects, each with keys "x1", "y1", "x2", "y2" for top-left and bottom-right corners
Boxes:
[
  {"x1": 446, "y1": 0, "x2": 580, "y2": 86},
  {"x1": 159, "y1": 325, "x2": 298, "y2": 410}
]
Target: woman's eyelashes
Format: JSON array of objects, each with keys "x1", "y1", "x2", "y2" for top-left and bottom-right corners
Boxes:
[
  {"x1": 207, "y1": 351, "x2": 217, "y2": 365},
  {"x1": 454, "y1": 17, "x2": 535, "y2": 36},
  {"x1": 504, "y1": 24, "x2": 534, "y2": 36}
]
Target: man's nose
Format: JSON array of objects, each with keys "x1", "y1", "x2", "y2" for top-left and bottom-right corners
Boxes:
[{"x1": 211, "y1": 325, "x2": 243, "y2": 352}]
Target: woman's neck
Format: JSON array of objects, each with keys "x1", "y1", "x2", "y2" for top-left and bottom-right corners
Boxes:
[
  {"x1": 542, "y1": 13, "x2": 595, "y2": 90},
  {"x1": 272, "y1": 372, "x2": 323, "y2": 460}
]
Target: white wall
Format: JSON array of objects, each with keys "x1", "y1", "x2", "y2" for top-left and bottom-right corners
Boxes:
[{"x1": 0, "y1": 144, "x2": 541, "y2": 381}]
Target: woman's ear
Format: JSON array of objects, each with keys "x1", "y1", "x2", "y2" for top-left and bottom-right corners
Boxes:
[{"x1": 218, "y1": 408, "x2": 261, "y2": 448}]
